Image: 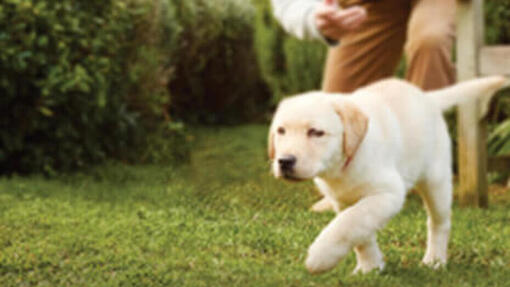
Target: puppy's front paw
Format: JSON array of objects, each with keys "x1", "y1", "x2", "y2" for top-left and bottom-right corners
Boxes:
[{"x1": 305, "y1": 240, "x2": 349, "y2": 274}]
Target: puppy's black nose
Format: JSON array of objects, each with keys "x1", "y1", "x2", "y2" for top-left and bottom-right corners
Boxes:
[{"x1": 278, "y1": 155, "x2": 296, "y2": 172}]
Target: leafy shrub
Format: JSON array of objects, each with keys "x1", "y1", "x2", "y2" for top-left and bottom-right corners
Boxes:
[
  {"x1": 489, "y1": 91, "x2": 510, "y2": 155},
  {"x1": 0, "y1": 0, "x2": 186, "y2": 174},
  {"x1": 489, "y1": 118, "x2": 510, "y2": 155},
  {"x1": 253, "y1": 0, "x2": 326, "y2": 103},
  {"x1": 169, "y1": 0, "x2": 271, "y2": 124},
  {"x1": 485, "y1": 0, "x2": 510, "y2": 160},
  {"x1": 485, "y1": 0, "x2": 510, "y2": 45}
]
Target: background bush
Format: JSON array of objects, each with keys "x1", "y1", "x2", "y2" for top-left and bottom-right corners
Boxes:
[
  {"x1": 485, "y1": 0, "x2": 510, "y2": 45},
  {"x1": 169, "y1": 0, "x2": 271, "y2": 124},
  {"x1": 486, "y1": 0, "x2": 510, "y2": 163},
  {"x1": 252, "y1": 0, "x2": 326, "y2": 103},
  {"x1": 0, "y1": 0, "x2": 185, "y2": 174}
]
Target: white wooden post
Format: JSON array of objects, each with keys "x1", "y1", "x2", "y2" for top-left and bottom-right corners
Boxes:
[{"x1": 456, "y1": 0, "x2": 488, "y2": 207}]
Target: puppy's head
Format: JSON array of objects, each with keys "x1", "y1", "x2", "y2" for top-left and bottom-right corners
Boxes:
[{"x1": 268, "y1": 92, "x2": 368, "y2": 181}]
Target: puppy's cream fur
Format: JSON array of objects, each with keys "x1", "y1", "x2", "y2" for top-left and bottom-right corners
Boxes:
[{"x1": 268, "y1": 77, "x2": 507, "y2": 274}]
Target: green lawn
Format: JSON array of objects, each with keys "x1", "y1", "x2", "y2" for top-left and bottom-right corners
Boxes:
[{"x1": 0, "y1": 125, "x2": 509, "y2": 286}]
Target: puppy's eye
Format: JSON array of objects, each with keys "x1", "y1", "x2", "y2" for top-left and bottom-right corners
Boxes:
[
  {"x1": 277, "y1": 127, "x2": 285, "y2": 135},
  {"x1": 307, "y1": 128, "x2": 325, "y2": 137}
]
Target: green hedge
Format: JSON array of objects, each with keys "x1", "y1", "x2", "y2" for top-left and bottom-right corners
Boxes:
[
  {"x1": 486, "y1": 0, "x2": 510, "y2": 169},
  {"x1": 0, "y1": 0, "x2": 274, "y2": 174},
  {"x1": 0, "y1": 0, "x2": 186, "y2": 174},
  {"x1": 169, "y1": 0, "x2": 271, "y2": 124},
  {"x1": 252, "y1": 0, "x2": 327, "y2": 103},
  {"x1": 486, "y1": 0, "x2": 510, "y2": 45}
]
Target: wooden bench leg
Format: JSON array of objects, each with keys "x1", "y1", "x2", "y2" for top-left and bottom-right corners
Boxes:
[{"x1": 456, "y1": 0, "x2": 488, "y2": 207}]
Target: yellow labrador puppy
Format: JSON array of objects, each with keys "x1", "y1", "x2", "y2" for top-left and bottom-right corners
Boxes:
[{"x1": 268, "y1": 77, "x2": 507, "y2": 274}]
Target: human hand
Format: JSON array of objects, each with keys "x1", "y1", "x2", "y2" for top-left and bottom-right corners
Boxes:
[{"x1": 315, "y1": 0, "x2": 367, "y2": 41}]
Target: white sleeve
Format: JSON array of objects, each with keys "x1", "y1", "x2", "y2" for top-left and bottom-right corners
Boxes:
[{"x1": 270, "y1": 0, "x2": 324, "y2": 41}]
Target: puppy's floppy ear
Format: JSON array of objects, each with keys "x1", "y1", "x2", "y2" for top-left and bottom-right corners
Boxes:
[
  {"x1": 268, "y1": 128, "x2": 275, "y2": 160},
  {"x1": 333, "y1": 99, "x2": 369, "y2": 160}
]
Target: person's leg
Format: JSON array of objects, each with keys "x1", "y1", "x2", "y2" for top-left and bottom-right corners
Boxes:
[
  {"x1": 322, "y1": 0, "x2": 411, "y2": 93},
  {"x1": 405, "y1": 0, "x2": 456, "y2": 91}
]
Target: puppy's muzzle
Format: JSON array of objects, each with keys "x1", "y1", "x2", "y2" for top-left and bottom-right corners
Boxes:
[{"x1": 278, "y1": 155, "x2": 297, "y2": 175}]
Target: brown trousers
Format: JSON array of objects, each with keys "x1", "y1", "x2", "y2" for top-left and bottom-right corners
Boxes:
[{"x1": 322, "y1": 0, "x2": 456, "y2": 92}]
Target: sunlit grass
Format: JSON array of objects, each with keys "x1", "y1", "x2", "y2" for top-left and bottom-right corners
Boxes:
[{"x1": 0, "y1": 125, "x2": 508, "y2": 286}]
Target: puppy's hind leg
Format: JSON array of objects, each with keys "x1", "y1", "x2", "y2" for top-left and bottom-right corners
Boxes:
[{"x1": 419, "y1": 169, "x2": 453, "y2": 268}]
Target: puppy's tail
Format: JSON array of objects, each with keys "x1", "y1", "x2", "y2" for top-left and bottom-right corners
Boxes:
[{"x1": 427, "y1": 76, "x2": 508, "y2": 113}]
